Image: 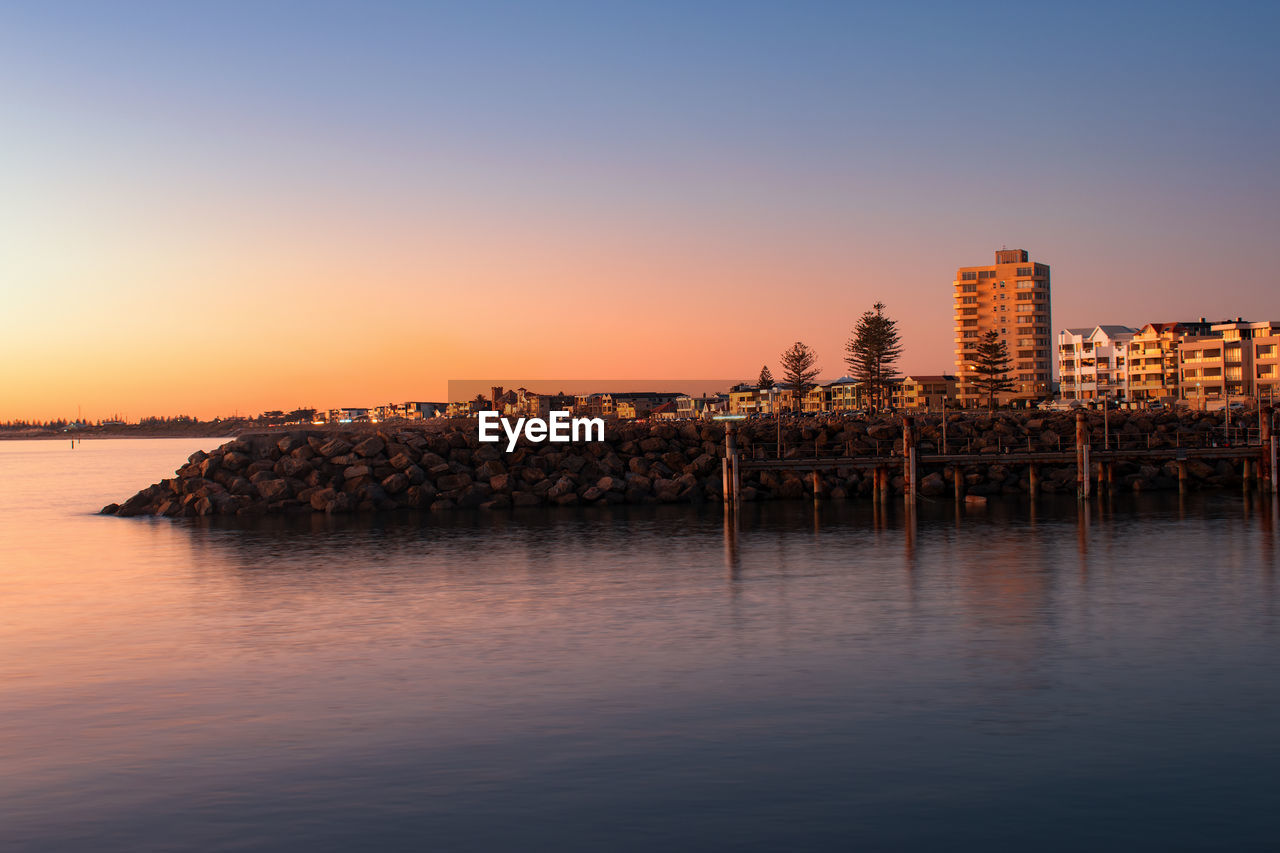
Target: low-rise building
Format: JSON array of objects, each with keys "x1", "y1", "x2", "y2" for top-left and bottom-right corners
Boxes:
[
  {"x1": 1255, "y1": 331, "x2": 1280, "y2": 403},
  {"x1": 328, "y1": 407, "x2": 369, "y2": 423},
  {"x1": 1125, "y1": 321, "x2": 1212, "y2": 402},
  {"x1": 898, "y1": 375, "x2": 959, "y2": 410},
  {"x1": 609, "y1": 392, "x2": 683, "y2": 419},
  {"x1": 402, "y1": 402, "x2": 445, "y2": 419},
  {"x1": 1179, "y1": 334, "x2": 1226, "y2": 404},
  {"x1": 675, "y1": 394, "x2": 729, "y2": 419},
  {"x1": 825, "y1": 377, "x2": 863, "y2": 412},
  {"x1": 574, "y1": 394, "x2": 605, "y2": 417},
  {"x1": 801, "y1": 385, "x2": 827, "y2": 413},
  {"x1": 1057, "y1": 325, "x2": 1138, "y2": 400},
  {"x1": 1180, "y1": 319, "x2": 1280, "y2": 404},
  {"x1": 727, "y1": 384, "x2": 761, "y2": 415},
  {"x1": 445, "y1": 400, "x2": 479, "y2": 418},
  {"x1": 728, "y1": 384, "x2": 797, "y2": 415}
]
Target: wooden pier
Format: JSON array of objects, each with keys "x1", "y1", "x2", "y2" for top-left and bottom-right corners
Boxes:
[{"x1": 721, "y1": 410, "x2": 1280, "y2": 505}]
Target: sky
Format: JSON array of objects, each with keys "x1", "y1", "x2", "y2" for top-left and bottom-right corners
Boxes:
[{"x1": 2, "y1": 0, "x2": 1278, "y2": 421}]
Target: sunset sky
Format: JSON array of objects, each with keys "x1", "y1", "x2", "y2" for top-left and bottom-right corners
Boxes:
[{"x1": 2, "y1": 0, "x2": 1278, "y2": 421}]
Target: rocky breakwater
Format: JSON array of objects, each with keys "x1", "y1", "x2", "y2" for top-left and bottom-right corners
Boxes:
[
  {"x1": 101, "y1": 409, "x2": 1268, "y2": 519},
  {"x1": 101, "y1": 422, "x2": 731, "y2": 518}
]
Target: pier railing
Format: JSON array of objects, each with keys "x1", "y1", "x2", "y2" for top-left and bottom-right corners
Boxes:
[
  {"x1": 738, "y1": 425, "x2": 1266, "y2": 462},
  {"x1": 720, "y1": 409, "x2": 1279, "y2": 504}
]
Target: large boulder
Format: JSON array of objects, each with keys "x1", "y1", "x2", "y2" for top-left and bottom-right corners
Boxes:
[
  {"x1": 256, "y1": 478, "x2": 291, "y2": 501},
  {"x1": 353, "y1": 436, "x2": 385, "y2": 458},
  {"x1": 546, "y1": 477, "x2": 576, "y2": 499},
  {"x1": 381, "y1": 472, "x2": 409, "y2": 495},
  {"x1": 436, "y1": 472, "x2": 473, "y2": 491},
  {"x1": 317, "y1": 438, "x2": 352, "y2": 458}
]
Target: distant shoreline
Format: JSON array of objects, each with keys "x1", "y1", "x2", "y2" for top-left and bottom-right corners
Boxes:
[
  {"x1": 0, "y1": 420, "x2": 460, "y2": 441},
  {"x1": 0, "y1": 427, "x2": 242, "y2": 441}
]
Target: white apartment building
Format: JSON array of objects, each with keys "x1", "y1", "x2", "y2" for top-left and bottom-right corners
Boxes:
[{"x1": 1057, "y1": 325, "x2": 1138, "y2": 400}]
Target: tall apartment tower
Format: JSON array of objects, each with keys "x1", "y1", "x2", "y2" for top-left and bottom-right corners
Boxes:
[{"x1": 953, "y1": 249, "x2": 1052, "y2": 406}]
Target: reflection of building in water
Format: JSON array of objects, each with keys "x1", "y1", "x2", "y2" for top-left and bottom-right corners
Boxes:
[{"x1": 956, "y1": 529, "x2": 1055, "y2": 686}]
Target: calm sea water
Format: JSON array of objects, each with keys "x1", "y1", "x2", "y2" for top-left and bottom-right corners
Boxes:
[{"x1": 1, "y1": 438, "x2": 1278, "y2": 851}]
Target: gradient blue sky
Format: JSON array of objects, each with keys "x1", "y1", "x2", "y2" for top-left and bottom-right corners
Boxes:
[{"x1": 2, "y1": 1, "x2": 1278, "y2": 419}]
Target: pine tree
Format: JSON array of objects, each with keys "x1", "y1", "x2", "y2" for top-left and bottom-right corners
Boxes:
[
  {"x1": 845, "y1": 301, "x2": 903, "y2": 412},
  {"x1": 758, "y1": 365, "x2": 774, "y2": 387},
  {"x1": 969, "y1": 330, "x2": 1015, "y2": 411},
  {"x1": 779, "y1": 342, "x2": 820, "y2": 412}
]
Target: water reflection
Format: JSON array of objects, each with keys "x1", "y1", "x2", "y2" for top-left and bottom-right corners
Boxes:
[{"x1": 4, "y1": 441, "x2": 1280, "y2": 851}]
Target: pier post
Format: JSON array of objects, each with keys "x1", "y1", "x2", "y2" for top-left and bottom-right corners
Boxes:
[
  {"x1": 723, "y1": 421, "x2": 737, "y2": 506},
  {"x1": 1085, "y1": 438, "x2": 1095, "y2": 499},
  {"x1": 1243, "y1": 458, "x2": 1253, "y2": 492},
  {"x1": 1028, "y1": 463, "x2": 1038, "y2": 499},
  {"x1": 1076, "y1": 411, "x2": 1090, "y2": 500},
  {"x1": 1177, "y1": 459, "x2": 1188, "y2": 494},
  {"x1": 813, "y1": 470, "x2": 820, "y2": 503},
  {"x1": 732, "y1": 453, "x2": 740, "y2": 505},
  {"x1": 903, "y1": 416, "x2": 916, "y2": 505},
  {"x1": 954, "y1": 466, "x2": 963, "y2": 503},
  {"x1": 1272, "y1": 435, "x2": 1278, "y2": 497},
  {"x1": 1260, "y1": 407, "x2": 1273, "y2": 495},
  {"x1": 722, "y1": 457, "x2": 730, "y2": 505}
]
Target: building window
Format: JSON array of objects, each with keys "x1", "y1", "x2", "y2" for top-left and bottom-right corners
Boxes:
[
  {"x1": 961, "y1": 271, "x2": 977, "y2": 281},
  {"x1": 1016, "y1": 267, "x2": 1033, "y2": 276},
  {"x1": 961, "y1": 284, "x2": 977, "y2": 292},
  {"x1": 978, "y1": 270, "x2": 995, "y2": 279}
]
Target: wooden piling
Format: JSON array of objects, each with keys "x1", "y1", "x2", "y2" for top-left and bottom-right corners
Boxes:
[
  {"x1": 1076, "y1": 411, "x2": 1089, "y2": 500},
  {"x1": 1177, "y1": 459, "x2": 1188, "y2": 494},
  {"x1": 732, "y1": 454, "x2": 740, "y2": 505},
  {"x1": 954, "y1": 466, "x2": 963, "y2": 502},
  {"x1": 1261, "y1": 407, "x2": 1273, "y2": 493},
  {"x1": 1264, "y1": 435, "x2": 1274, "y2": 494},
  {"x1": 1028, "y1": 463, "x2": 1038, "y2": 498},
  {"x1": 727, "y1": 422, "x2": 740, "y2": 505},
  {"x1": 903, "y1": 416, "x2": 916, "y2": 505}
]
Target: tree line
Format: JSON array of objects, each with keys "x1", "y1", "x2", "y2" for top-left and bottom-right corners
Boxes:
[{"x1": 759, "y1": 302, "x2": 1015, "y2": 412}]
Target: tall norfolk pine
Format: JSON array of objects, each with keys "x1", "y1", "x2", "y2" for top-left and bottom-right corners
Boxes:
[
  {"x1": 779, "y1": 341, "x2": 820, "y2": 409},
  {"x1": 970, "y1": 330, "x2": 1015, "y2": 411},
  {"x1": 845, "y1": 302, "x2": 902, "y2": 412}
]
